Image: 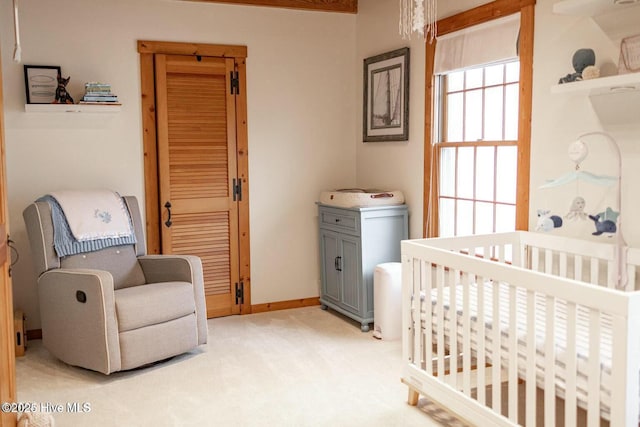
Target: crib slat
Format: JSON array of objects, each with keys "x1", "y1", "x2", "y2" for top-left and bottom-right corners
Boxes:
[
  {"x1": 590, "y1": 257, "x2": 599, "y2": 286},
  {"x1": 449, "y1": 268, "x2": 458, "y2": 388},
  {"x1": 492, "y1": 280, "x2": 502, "y2": 416},
  {"x1": 410, "y1": 259, "x2": 419, "y2": 368},
  {"x1": 544, "y1": 296, "x2": 556, "y2": 427},
  {"x1": 610, "y1": 312, "x2": 640, "y2": 426},
  {"x1": 532, "y1": 247, "x2": 540, "y2": 272},
  {"x1": 565, "y1": 302, "x2": 577, "y2": 427},
  {"x1": 575, "y1": 255, "x2": 583, "y2": 282},
  {"x1": 462, "y1": 272, "x2": 471, "y2": 396},
  {"x1": 525, "y1": 290, "x2": 536, "y2": 427},
  {"x1": 517, "y1": 242, "x2": 526, "y2": 269},
  {"x1": 586, "y1": 309, "x2": 600, "y2": 427},
  {"x1": 627, "y1": 264, "x2": 636, "y2": 291},
  {"x1": 545, "y1": 249, "x2": 553, "y2": 274},
  {"x1": 607, "y1": 260, "x2": 616, "y2": 289},
  {"x1": 436, "y1": 265, "x2": 445, "y2": 379},
  {"x1": 424, "y1": 261, "x2": 433, "y2": 376},
  {"x1": 559, "y1": 252, "x2": 567, "y2": 278},
  {"x1": 508, "y1": 285, "x2": 518, "y2": 422},
  {"x1": 477, "y1": 276, "x2": 486, "y2": 406}
]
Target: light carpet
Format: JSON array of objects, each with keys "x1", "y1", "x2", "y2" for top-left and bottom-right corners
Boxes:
[{"x1": 16, "y1": 306, "x2": 468, "y2": 426}]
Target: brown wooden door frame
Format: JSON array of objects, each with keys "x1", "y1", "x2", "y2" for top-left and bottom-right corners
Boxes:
[
  {"x1": 0, "y1": 42, "x2": 16, "y2": 427},
  {"x1": 138, "y1": 40, "x2": 252, "y2": 314}
]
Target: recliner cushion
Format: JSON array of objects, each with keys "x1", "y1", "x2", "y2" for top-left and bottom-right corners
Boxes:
[
  {"x1": 61, "y1": 245, "x2": 146, "y2": 290},
  {"x1": 115, "y1": 281, "x2": 196, "y2": 332}
]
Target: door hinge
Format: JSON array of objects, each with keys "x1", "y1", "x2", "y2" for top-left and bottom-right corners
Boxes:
[
  {"x1": 230, "y1": 70, "x2": 240, "y2": 95},
  {"x1": 235, "y1": 281, "x2": 244, "y2": 305},
  {"x1": 232, "y1": 178, "x2": 243, "y2": 202}
]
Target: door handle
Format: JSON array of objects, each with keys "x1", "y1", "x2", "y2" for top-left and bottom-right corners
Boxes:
[
  {"x1": 164, "y1": 201, "x2": 173, "y2": 228},
  {"x1": 336, "y1": 256, "x2": 342, "y2": 272}
]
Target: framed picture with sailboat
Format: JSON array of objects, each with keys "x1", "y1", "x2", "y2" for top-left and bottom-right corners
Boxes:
[{"x1": 363, "y1": 47, "x2": 410, "y2": 142}]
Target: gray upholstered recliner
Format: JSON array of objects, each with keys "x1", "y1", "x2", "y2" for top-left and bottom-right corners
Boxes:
[{"x1": 23, "y1": 196, "x2": 207, "y2": 374}]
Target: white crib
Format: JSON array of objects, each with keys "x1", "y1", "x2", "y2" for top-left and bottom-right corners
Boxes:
[{"x1": 401, "y1": 231, "x2": 640, "y2": 426}]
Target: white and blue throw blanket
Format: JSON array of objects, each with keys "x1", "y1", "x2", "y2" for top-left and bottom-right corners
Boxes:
[{"x1": 38, "y1": 190, "x2": 136, "y2": 257}]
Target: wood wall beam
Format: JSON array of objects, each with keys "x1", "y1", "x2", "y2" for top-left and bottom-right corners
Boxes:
[
  {"x1": 183, "y1": 0, "x2": 357, "y2": 14},
  {"x1": 138, "y1": 41, "x2": 247, "y2": 58},
  {"x1": 437, "y1": 0, "x2": 535, "y2": 36}
]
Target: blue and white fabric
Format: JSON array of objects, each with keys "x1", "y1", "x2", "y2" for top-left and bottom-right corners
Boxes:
[{"x1": 38, "y1": 190, "x2": 136, "y2": 257}]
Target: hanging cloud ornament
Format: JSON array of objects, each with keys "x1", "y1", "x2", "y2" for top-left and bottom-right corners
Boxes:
[{"x1": 539, "y1": 170, "x2": 618, "y2": 189}]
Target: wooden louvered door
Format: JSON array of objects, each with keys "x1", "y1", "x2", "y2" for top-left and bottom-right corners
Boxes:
[{"x1": 155, "y1": 54, "x2": 240, "y2": 317}]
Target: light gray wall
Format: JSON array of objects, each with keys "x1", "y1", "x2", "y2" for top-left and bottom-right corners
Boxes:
[{"x1": 1, "y1": 0, "x2": 357, "y2": 328}]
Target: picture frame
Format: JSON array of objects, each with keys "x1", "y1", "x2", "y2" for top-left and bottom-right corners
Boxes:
[
  {"x1": 363, "y1": 47, "x2": 410, "y2": 142},
  {"x1": 23, "y1": 65, "x2": 61, "y2": 104},
  {"x1": 618, "y1": 34, "x2": 640, "y2": 75}
]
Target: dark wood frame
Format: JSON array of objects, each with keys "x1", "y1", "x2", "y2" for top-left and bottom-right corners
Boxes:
[
  {"x1": 363, "y1": 47, "x2": 410, "y2": 142},
  {"x1": 23, "y1": 65, "x2": 61, "y2": 104},
  {"x1": 186, "y1": 0, "x2": 357, "y2": 13}
]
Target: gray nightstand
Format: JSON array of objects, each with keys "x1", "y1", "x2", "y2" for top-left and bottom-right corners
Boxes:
[{"x1": 317, "y1": 203, "x2": 408, "y2": 331}]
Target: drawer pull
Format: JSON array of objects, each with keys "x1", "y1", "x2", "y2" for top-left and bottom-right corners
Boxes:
[
  {"x1": 335, "y1": 218, "x2": 341, "y2": 223},
  {"x1": 335, "y1": 256, "x2": 342, "y2": 272}
]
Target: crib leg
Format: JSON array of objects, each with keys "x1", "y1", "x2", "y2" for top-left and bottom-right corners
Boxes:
[{"x1": 407, "y1": 387, "x2": 419, "y2": 406}]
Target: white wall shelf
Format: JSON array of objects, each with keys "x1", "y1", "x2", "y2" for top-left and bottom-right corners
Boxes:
[
  {"x1": 24, "y1": 103, "x2": 121, "y2": 113},
  {"x1": 552, "y1": 0, "x2": 640, "y2": 126},
  {"x1": 552, "y1": 73, "x2": 640, "y2": 126},
  {"x1": 551, "y1": 72, "x2": 640, "y2": 95}
]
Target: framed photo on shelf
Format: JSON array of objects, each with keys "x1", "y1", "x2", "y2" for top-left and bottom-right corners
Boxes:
[
  {"x1": 23, "y1": 65, "x2": 61, "y2": 104},
  {"x1": 363, "y1": 47, "x2": 410, "y2": 142},
  {"x1": 618, "y1": 34, "x2": 640, "y2": 74}
]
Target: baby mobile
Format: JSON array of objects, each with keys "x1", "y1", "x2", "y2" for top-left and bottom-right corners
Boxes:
[{"x1": 537, "y1": 134, "x2": 620, "y2": 237}]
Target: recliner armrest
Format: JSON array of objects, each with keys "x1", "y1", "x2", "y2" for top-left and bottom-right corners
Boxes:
[
  {"x1": 137, "y1": 255, "x2": 207, "y2": 345},
  {"x1": 38, "y1": 268, "x2": 121, "y2": 374},
  {"x1": 137, "y1": 255, "x2": 202, "y2": 284}
]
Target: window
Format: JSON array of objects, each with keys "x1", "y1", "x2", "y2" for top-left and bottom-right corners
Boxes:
[
  {"x1": 423, "y1": 0, "x2": 535, "y2": 238},
  {"x1": 436, "y1": 61, "x2": 520, "y2": 237}
]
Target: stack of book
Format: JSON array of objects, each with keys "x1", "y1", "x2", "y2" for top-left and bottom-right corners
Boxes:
[{"x1": 79, "y1": 82, "x2": 120, "y2": 105}]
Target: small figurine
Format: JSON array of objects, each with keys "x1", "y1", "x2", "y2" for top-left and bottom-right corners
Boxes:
[
  {"x1": 54, "y1": 73, "x2": 74, "y2": 104},
  {"x1": 536, "y1": 209, "x2": 563, "y2": 232},
  {"x1": 581, "y1": 65, "x2": 600, "y2": 80},
  {"x1": 558, "y1": 48, "x2": 596, "y2": 84},
  {"x1": 589, "y1": 214, "x2": 617, "y2": 236},
  {"x1": 565, "y1": 196, "x2": 588, "y2": 221}
]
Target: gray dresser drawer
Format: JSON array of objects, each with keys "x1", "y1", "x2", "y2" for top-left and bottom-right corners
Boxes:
[{"x1": 319, "y1": 208, "x2": 360, "y2": 235}]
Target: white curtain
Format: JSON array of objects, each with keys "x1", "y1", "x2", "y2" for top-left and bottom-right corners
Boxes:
[{"x1": 434, "y1": 13, "x2": 520, "y2": 74}]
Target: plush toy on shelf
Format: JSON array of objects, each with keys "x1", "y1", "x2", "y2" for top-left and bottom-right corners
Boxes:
[
  {"x1": 558, "y1": 48, "x2": 596, "y2": 84},
  {"x1": 53, "y1": 73, "x2": 74, "y2": 104},
  {"x1": 581, "y1": 65, "x2": 600, "y2": 80}
]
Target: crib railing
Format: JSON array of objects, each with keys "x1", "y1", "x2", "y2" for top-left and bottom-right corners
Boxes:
[
  {"x1": 521, "y1": 233, "x2": 640, "y2": 291},
  {"x1": 412, "y1": 231, "x2": 640, "y2": 290},
  {"x1": 402, "y1": 232, "x2": 640, "y2": 427}
]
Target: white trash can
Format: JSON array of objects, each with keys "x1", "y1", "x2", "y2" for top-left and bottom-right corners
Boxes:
[{"x1": 373, "y1": 262, "x2": 402, "y2": 340}]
